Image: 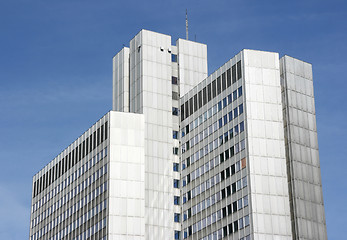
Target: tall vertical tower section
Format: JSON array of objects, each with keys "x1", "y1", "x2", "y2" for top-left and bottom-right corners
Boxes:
[
  {"x1": 112, "y1": 29, "x2": 207, "y2": 239},
  {"x1": 280, "y1": 56, "x2": 328, "y2": 240}
]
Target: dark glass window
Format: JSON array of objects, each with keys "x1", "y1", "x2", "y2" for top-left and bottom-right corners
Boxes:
[
  {"x1": 185, "y1": 102, "x2": 189, "y2": 119},
  {"x1": 220, "y1": 153, "x2": 224, "y2": 162},
  {"x1": 173, "y1": 163, "x2": 179, "y2": 172},
  {"x1": 207, "y1": 84, "x2": 212, "y2": 101},
  {"x1": 203, "y1": 87, "x2": 207, "y2": 105},
  {"x1": 174, "y1": 196, "x2": 180, "y2": 205},
  {"x1": 174, "y1": 231, "x2": 180, "y2": 239},
  {"x1": 172, "y1": 76, "x2": 178, "y2": 84},
  {"x1": 228, "y1": 94, "x2": 232, "y2": 104},
  {"x1": 173, "y1": 147, "x2": 179, "y2": 155},
  {"x1": 174, "y1": 213, "x2": 180, "y2": 222},
  {"x1": 233, "y1": 90, "x2": 237, "y2": 101},
  {"x1": 227, "y1": 68, "x2": 231, "y2": 87},
  {"x1": 222, "y1": 73, "x2": 226, "y2": 91},
  {"x1": 238, "y1": 86, "x2": 242, "y2": 97},
  {"x1": 105, "y1": 121, "x2": 108, "y2": 140},
  {"x1": 217, "y1": 76, "x2": 221, "y2": 94},
  {"x1": 223, "y1": 98, "x2": 227, "y2": 108},
  {"x1": 239, "y1": 104, "x2": 243, "y2": 114},
  {"x1": 237, "y1": 61, "x2": 242, "y2": 79},
  {"x1": 173, "y1": 131, "x2": 178, "y2": 139},
  {"x1": 221, "y1": 171, "x2": 225, "y2": 181},
  {"x1": 234, "y1": 108, "x2": 239, "y2": 118},
  {"x1": 212, "y1": 80, "x2": 217, "y2": 98},
  {"x1": 218, "y1": 101, "x2": 222, "y2": 111},
  {"x1": 181, "y1": 104, "x2": 185, "y2": 121},
  {"x1": 97, "y1": 128, "x2": 100, "y2": 146},
  {"x1": 172, "y1": 54, "x2": 177, "y2": 62},
  {"x1": 172, "y1": 107, "x2": 179, "y2": 116},
  {"x1": 234, "y1": 220, "x2": 239, "y2": 232},
  {"x1": 232, "y1": 64, "x2": 236, "y2": 83},
  {"x1": 174, "y1": 179, "x2": 179, "y2": 188},
  {"x1": 193, "y1": 94, "x2": 197, "y2": 112},
  {"x1": 189, "y1": 98, "x2": 193, "y2": 115},
  {"x1": 198, "y1": 91, "x2": 202, "y2": 108}
]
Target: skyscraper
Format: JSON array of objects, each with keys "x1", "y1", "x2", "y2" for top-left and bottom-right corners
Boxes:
[{"x1": 29, "y1": 30, "x2": 327, "y2": 240}]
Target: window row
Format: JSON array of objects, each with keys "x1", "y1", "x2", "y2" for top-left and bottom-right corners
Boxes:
[
  {"x1": 181, "y1": 86, "x2": 243, "y2": 137},
  {"x1": 32, "y1": 164, "x2": 108, "y2": 227},
  {"x1": 182, "y1": 132, "x2": 246, "y2": 172},
  {"x1": 31, "y1": 181, "x2": 107, "y2": 230},
  {"x1": 184, "y1": 214, "x2": 249, "y2": 239},
  {"x1": 181, "y1": 61, "x2": 242, "y2": 121},
  {"x1": 184, "y1": 154, "x2": 246, "y2": 193},
  {"x1": 74, "y1": 218, "x2": 107, "y2": 240},
  {"x1": 32, "y1": 147, "x2": 107, "y2": 213},
  {"x1": 33, "y1": 122, "x2": 108, "y2": 198},
  {"x1": 183, "y1": 172, "x2": 247, "y2": 203},
  {"x1": 33, "y1": 199, "x2": 106, "y2": 240},
  {"x1": 184, "y1": 193, "x2": 248, "y2": 222},
  {"x1": 182, "y1": 116, "x2": 244, "y2": 154}
]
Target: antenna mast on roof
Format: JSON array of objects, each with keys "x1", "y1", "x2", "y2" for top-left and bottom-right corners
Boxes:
[{"x1": 186, "y1": 9, "x2": 189, "y2": 40}]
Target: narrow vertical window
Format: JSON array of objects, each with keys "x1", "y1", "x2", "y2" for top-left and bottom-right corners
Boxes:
[
  {"x1": 232, "y1": 65, "x2": 236, "y2": 83},
  {"x1": 203, "y1": 87, "x2": 207, "y2": 105},
  {"x1": 212, "y1": 80, "x2": 217, "y2": 98},
  {"x1": 227, "y1": 68, "x2": 231, "y2": 87},
  {"x1": 222, "y1": 73, "x2": 226, "y2": 91},
  {"x1": 198, "y1": 91, "x2": 202, "y2": 108},
  {"x1": 217, "y1": 76, "x2": 221, "y2": 94},
  {"x1": 105, "y1": 122, "x2": 108, "y2": 140},
  {"x1": 207, "y1": 83, "x2": 212, "y2": 101},
  {"x1": 237, "y1": 61, "x2": 242, "y2": 79}
]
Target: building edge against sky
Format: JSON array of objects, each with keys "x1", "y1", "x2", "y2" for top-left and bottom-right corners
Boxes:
[{"x1": 29, "y1": 29, "x2": 327, "y2": 240}]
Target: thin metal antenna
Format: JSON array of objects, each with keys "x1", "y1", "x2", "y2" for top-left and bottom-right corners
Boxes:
[{"x1": 186, "y1": 9, "x2": 189, "y2": 40}]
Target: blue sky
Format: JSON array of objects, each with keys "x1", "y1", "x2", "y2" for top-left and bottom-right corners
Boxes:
[{"x1": 0, "y1": 0, "x2": 346, "y2": 239}]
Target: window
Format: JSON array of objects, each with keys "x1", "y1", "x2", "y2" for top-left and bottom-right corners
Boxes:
[
  {"x1": 227, "y1": 68, "x2": 231, "y2": 87},
  {"x1": 173, "y1": 163, "x2": 179, "y2": 172},
  {"x1": 172, "y1": 54, "x2": 177, "y2": 62},
  {"x1": 173, "y1": 131, "x2": 178, "y2": 139},
  {"x1": 174, "y1": 196, "x2": 180, "y2": 205},
  {"x1": 217, "y1": 76, "x2": 221, "y2": 94},
  {"x1": 174, "y1": 179, "x2": 179, "y2": 188},
  {"x1": 232, "y1": 64, "x2": 236, "y2": 83},
  {"x1": 207, "y1": 84, "x2": 212, "y2": 101},
  {"x1": 240, "y1": 121, "x2": 245, "y2": 132},
  {"x1": 244, "y1": 195, "x2": 248, "y2": 207},
  {"x1": 234, "y1": 107, "x2": 239, "y2": 118},
  {"x1": 172, "y1": 76, "x2": 178, "y2": 84},
  {"x1": 172, "y1": 92, "x2": 179, "y2": 100},
  {"x1": 245, "y1": 215, "x2": 250, "y2": 226},
  {"x1": 238, "y1": 86, "x2": 242, "y2": 97},
  {"x1": 181, "y1": 104, "x2": 185, "y2": 121},
  {"x1": 237, "y1": 61, "x2": 242, "y2": 79},
  {"x1": 239, "y1": 104, "x2": 243, "y2": 114},
  {"x1": 172, "y1": 107, "x2": 179, "y2": 116},
  {"x1": 203, "y1": 87, "x2": 207, "y2": 105},
  {"x1": 222, "y1": 72, "x2": 226, "y2": 91},
  {"x1": 174, "y1": 231, "x2": 180, "y2": 239},
  {"x1": 218, "y1": 101, "x2": 222, "y2": 111},
  {"x1": 198, "y1": 91, "x2": 202, "y2": 108},
  {"x1": 221, "y1": 98, "x2": 226, "y2": 109},
  {"x1": 212, "y1": 80, "x2": 217, "y2": 98},
  {"x1": 173, "y1": 147, "x2": 179, "y2": 155}
]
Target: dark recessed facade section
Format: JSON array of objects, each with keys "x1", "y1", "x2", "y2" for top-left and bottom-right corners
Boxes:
[{"x1": 180, "y1": 61, "x2": 242, "y2": 121}]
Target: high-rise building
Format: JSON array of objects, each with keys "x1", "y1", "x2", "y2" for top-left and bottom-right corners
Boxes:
[{"x1": 29, "y1": 30, "x2": 327, "y2": 240}]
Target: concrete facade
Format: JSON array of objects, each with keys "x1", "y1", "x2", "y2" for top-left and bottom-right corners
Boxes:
[
  {"x1": 280, "y1": 56, "x2": 327, "y2": 240},
  {"x1": 29, "y1": 30, "x2": 327, "y2": 240}
]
